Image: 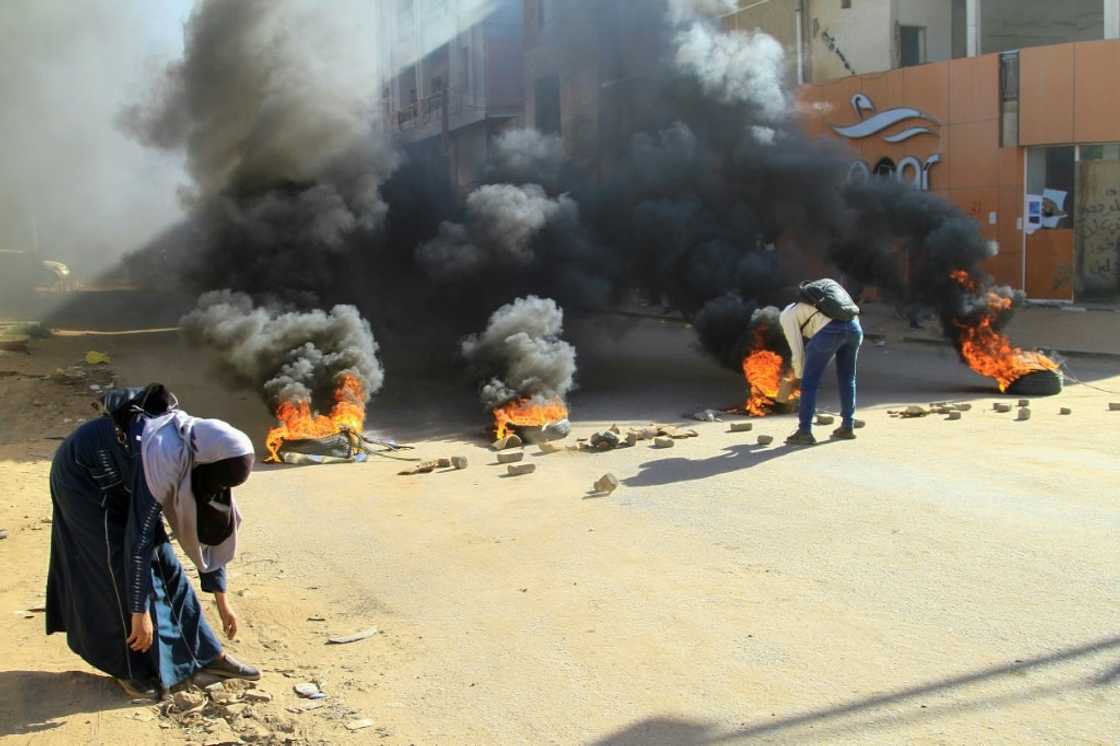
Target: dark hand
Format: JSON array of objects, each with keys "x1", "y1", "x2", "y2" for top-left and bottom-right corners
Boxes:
[
  {"x1": 214, "y1": 592, "x2": 238, "y2": 639},
  {"x1": 127, "y1": 611, "x2": 154, "y2": 652}
]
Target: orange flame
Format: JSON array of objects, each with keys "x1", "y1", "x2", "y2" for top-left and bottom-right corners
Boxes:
[
  {"x1": 265, "y1": 373, "x2": 366, "y2": 462},
  {"x1": 949, "y1": 271, "x2": 1058, "y2": 391},
  {"x1": 741, "y1": 347, "x2": 799, "y2": 416},
  {"x1": 492, "y1": 398, "x2": 569, "y2": 439}
]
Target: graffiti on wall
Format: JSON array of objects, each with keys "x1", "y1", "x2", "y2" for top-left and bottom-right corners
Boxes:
[
  {"x1": 1076, "y1": 161, "x2": 1120, "y2": 298},
  {"x1": 830, "y1": 94, "x2": 942, "y2": 191}
]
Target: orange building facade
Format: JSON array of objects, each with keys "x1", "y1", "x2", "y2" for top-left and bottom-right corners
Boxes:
[{"x1": 799, "y1": 40, "x2": 1120, "y2": 303}]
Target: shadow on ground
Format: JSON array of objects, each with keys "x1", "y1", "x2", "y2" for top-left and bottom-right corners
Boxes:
[
  {"x1": 590, "y1": 634, "x2": 1120, "y2": 744},
  {"x1": 623, "y1": 441, "x2": 841, "y2": 488},
  {"x1": 0, "y1": 670, "x2": 132, "y2": 737}
]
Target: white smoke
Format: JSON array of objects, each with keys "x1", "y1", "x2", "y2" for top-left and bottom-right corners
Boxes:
[
  {"x1": 461, "y1": 295, "x2": 577, "y2": 408},
  {"x1": 674, "y1": 22, "x2": 789, "y2": 120}
]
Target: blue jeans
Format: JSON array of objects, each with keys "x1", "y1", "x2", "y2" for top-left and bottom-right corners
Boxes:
[{"x1": 798, "y1": 319, "x2": 863, "y2": 432}]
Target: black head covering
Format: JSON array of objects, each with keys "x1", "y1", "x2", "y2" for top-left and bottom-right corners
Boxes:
[{"x1": 192, "y1": 455, "x2": 253, "y2": 546}]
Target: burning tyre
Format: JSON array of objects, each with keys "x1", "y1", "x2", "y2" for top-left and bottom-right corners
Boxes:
[{"x1": 1007, "y1": 368, "x2": 1063, "y2": 397}]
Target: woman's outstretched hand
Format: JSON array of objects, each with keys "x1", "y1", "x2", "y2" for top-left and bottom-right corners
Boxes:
[
  {"x1": 214, "y1": 592, "x2": 238, "y2": 639},
  {"x1": 127, "y1": 611, "x2": 154, "y2": 652}
]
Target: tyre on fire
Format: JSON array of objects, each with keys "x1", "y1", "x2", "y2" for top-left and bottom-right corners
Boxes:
[{"x1": 1006, "y1": 369, "x2": 1063, "y2": 397}]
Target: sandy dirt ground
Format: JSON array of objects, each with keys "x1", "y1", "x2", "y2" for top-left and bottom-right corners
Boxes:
[{"x1": 2, "y1": 315, "x2": 1119, "y2": 745}]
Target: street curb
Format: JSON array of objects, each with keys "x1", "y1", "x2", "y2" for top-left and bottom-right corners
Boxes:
[{"x1": 899, "y1": 336, "x2": 1120, "y2": 362}]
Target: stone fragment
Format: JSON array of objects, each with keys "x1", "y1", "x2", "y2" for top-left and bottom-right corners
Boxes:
[
  {"x1": 590, "y1": 430, "x2": 621, "y2": 450},
  {"x1": 815, "y1": 414, "x2": 835, "y2": 425},
  {"x1": 238, "y1": 721, "x2": 273, "y2": 743},
  {"x1": 346, "y1": 719, "x2": 376, "y2": 732},
  {"x1": 0, "y1": 529, "x2": 7, "y2": 540},
  {"x1": 436, "y1": 457, "x2": 451, "y2": 468},
  {"x1": 652, "y1": 436, "x2": 674, "y2": 448},
  {"x1": 497, "y1": 450, "x2": 524, "y2": 464},
  {"x1": 293, "y1": 682, "x2": 323, "y2": 699},
  {"x1": 593, "y1": 474, "x2": 620, "y2": 494},
  {"x1": 507, "y1": 463, "x2": 536, "y2": 476},
  {"x1": 993, "y1": 403, "x2": 1012, "y2": 413},
  {"x1": 1018, "y1": 399, "x2": 1029, "y2": 407},
  {"x1": 729, "y1": 422, "x2": 753, "y2": 433},
  {"x1": 1017, "y1": 408, "x2": 1031, "y2": 421},
  {"x1": 1060, "y1": 407, "x2": 1072, "y2": 415},
  {"x1": 691, "y1": 409, "x2": 721, "y2": 422},
  {"x1": 946, "y1": 411, "x2": 962, "y2": 421},
  {"x1": 327, "y1": 627, "x2": 379, "y2": 644},
  {"x1": 242, "y1": 690, "x2": 272, "y2": 704},
  {"x1": 491, "y1": 434, "x2": 523, "y2": 450},
  {"x1": 221, "y1": 702, "x2": 250, "y2": 718},
  {"x1": 174, "y1": 690, "x2": 206, "y2": 712},
  {"x1": 538, "y1": 442, "x2": 563, "y2": 454},
  {"x1": 1109, "y1": 402, "x2": 1120, "y2": 411},
  {"x1": 756, "y1": 435, "x2": 774, "y2": 446},
  {"x1": 451, "y1": 456, "x2": 469, "y2": 469}
]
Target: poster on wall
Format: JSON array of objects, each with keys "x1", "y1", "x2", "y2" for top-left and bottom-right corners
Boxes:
[
  {"x1": 1025, "y1": 194, "x2": 1043, "y2": 235},
  {"x1": 1041, "y1": 188, "x2": 1068, "y2": 228}
]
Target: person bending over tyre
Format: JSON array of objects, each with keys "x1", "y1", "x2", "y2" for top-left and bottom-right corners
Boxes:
[
  {"x1": 779, "y1": 279, "x2": 864, "y2": 446},
  {"x1": 45, "y1": 384, "x2": 261, "y2": 699}
]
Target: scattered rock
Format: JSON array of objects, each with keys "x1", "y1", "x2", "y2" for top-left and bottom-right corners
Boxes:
[
  {"x1": 589, "y1": 430, "x2": 621, "y2": 450},
  {"x1": 0, "y1": 529, "x2": 7, "y2": 540},
  {"x1": 507, "y1": 463, "x2": 536, "y2": 476},
  {"x1": 1017, "y1": 408, "x2": 1031, "y2": 421},
  {"x1": 903, "y1": 406, "x2": 927, "y2": 417},
  {"x1": 237, "y1": 720, "x2": 273, "y2": 742},
  {"x1": 729, "y1": 422, "x2": 753, "y2": 433},
  {"x1": 1017, "y1": 399, "x2": 1029, "y2": 407},
  {"x1": 491, "y1": 434, "x2": 523, "y2": 450},
  {"x1": 346, "y1": 718, "x2": 376, "y2": 732},
  {"x1": 327, "y1": 627, "x2": 379, "y2": 645},
  {"x1": 690, "y1": 409, "x2": 722, "y2": 422},
  {"x1": 1109, "y1": 402, "x2": 1120, "y2": 412},
  {"x1": 242, "y1": 690, "x2": 272, "y2": 704},
  {"x1": 436, "y1": 457, "x2": 451, "y2": 468},
  {"x1": 656, "y1": 424, "x2": 699, "y2": 439},
  {"x1": 497, "y1": 450, "x2": 524, "y2": 464},
  {"x1": 756, "y1": 434, "x2": 774, "y2": 446},
  {"x1": 593, "y1": 474, "x2": 620, "y2": 494},
  {"x1": 652, "y1": 436, "x2": 674, "y2": 449},
  {"x1": 397, "y1": 459, "x2": 444, "y2": 475},
  {"x1": 993, "y1": 403, "x2": 1012, "y2": 413},
  {"x1": 293, "y1": 682, "x2": 324, "y2": 699},
  {"x1": 628, "y1": 426, "x2": 658, "y2": 441},
  {"x1": 540, "y1": 419, "x2": 571, "y2": 441},
  {"x1": 815, "y1": 414, "x2": 835, "y2": 425},
  {"x1": 173, "y1": 690, "x2": 207, "y2": 713},
  {"x1": 451, "y1": 456, "x2": 469, "y2": 469},
  {"x1": 538, "y1": 442, "x2": 563, "y2": 454},
  {"x1": 956, "y1": 403, "x2": 973, "y2": 411},
  {"x1": 946, "y1": 411, "x2": 962, "y2": 421},
  {"x1": 220, "y1": 702, "x2": 250, "y2": 718},
  {"x1": 306, "y1": 614, "x2": 326, "y2": 622},
  {"x1": 1060, "y1": 407, "x2": 1072, "y2": 415}
]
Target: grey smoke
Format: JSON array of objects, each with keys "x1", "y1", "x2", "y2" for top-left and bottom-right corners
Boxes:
[
  {"x1": 180, "y1": 290, "x2": 384, "y2": 408},
  {"x1": 461, "y1": 296, "x2": 577, "y2": 409},
  {"x1": 122, "y1": 0, "x2": 398, "y2": 299},
  {"x1": 0, "y1": 0, "x2": 187, "y2": 276},
  {"x1": 487, "y1": 128, "x2": 566, "y2": 188},
  {"x1": 417, "y1": 184, "x2": 579, "y2": 280}
]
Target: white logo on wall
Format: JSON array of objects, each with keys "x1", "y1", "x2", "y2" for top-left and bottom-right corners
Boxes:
[{"x1": 832, "y1": 94, "x2": 942, "y2": 191}]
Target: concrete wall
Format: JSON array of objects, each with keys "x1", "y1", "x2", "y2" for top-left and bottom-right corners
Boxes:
[
  {"x1": 897, "y1": 0, "x2": 954, "y2": 65},
  {"x1": 981, "y1": 0, "x2": 1104, "y2": 54},
  {"x1": 807, "y1": 0, "x2": 893, "y2": 80}
]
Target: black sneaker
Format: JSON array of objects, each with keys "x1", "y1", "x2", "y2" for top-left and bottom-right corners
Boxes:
[
  {"x1": 203, "y1": 653, "x2": 261, "y2": 681},
  {"x1": 785, "y1": 430, "x2": 817, "y2": 446},
  {"x1": 831, "y1": 426, "x2": 857, "y2": 440}
]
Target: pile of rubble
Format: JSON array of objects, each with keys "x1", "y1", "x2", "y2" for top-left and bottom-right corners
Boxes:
[{"x1": 155, "y1": 678, "x2": 301, "y2": 745}]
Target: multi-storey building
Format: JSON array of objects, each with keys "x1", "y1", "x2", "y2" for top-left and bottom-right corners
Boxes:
[
  {"x1": 380, "y1": 0, "x2": 525, "y2": 194},
  {"x1": 722, "y1": 0, "x2": 1120, "y2": 302}
]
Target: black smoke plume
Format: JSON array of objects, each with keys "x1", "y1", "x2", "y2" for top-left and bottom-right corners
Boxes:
[{"x1": 126, "y1": 0, "x2": 1014, "y2": 404}]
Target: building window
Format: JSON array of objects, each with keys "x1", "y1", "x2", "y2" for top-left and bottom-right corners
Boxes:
[
  {"x1": 534, "y1": 76, "x2": 561, "y2": 135},
  {"x1": 999, "y1": 51, "x2": 1019, "y2": 147},
  {"x1": 899, "y1": 26, "x2": 926, "y2": 67}
]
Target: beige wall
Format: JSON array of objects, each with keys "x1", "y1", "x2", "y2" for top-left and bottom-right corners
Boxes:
[
  {"x1": 896, "y1": 0, "x2": 954, "y2": 65},
  {"x1": 806, "y1": 0, "x2": 893, "y2": 80}
]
